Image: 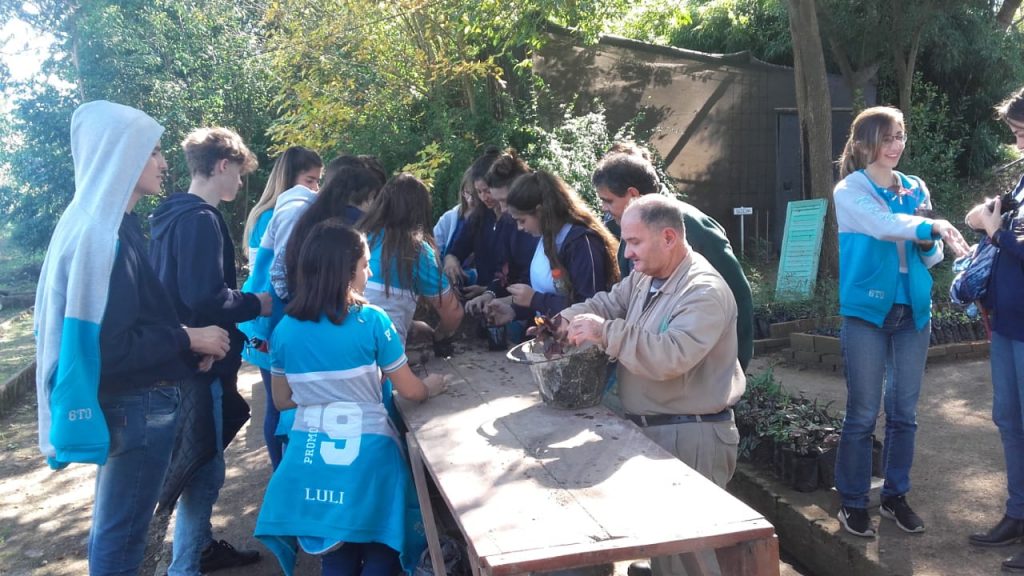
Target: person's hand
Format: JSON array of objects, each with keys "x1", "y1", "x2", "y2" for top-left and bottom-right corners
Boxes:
[
  {"x1": 484, "y1": 300, "x2": 515, "y2": 326},
  {"x1": 408, "y1": 320, "x2": 435, "y2": 343},
  {"x1": 965, "y1": 200, "x2": 992, "y2": 230},
  {"x1": 460, "y1": 284, "x2": 486, "y2": 300},
  {"x1": 197, "y1": 355, "x2": 215, "y2": 373},
  {"x1": 184, "y1": 325, "x2": 230, "y2": 359},
  {"x1": 466, "y1": 291, "x2": 495, "y2": 315},
  {"x1": 977, "y1": 197, "x2": 1005, "y2": 240},
  {"x1": 506, "y1": 283, "x2": 534, "y2": 307},
  {"x1": 551, "y1": 313, "x2": 570, "y2": 341},
  {"x1": 422, "y1": 373, "x2": 450, "y2": 398},
  {"x1": 443, "y1": 255, "x2": 466, "y2": 286},
  {"x1": 254, "y1": 292, "x2": 273, "y2": 317},
  {"x1": 931, "y1": 219, "x2": 970, "y2": 257},
  {"x1": 567, "y1": 313, "x2": 606, "y2": 347}
]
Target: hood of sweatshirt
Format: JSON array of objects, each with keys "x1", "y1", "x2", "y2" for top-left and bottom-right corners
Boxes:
[
  {"x1": 34, "y1": 101, "x2": 165, "y2": 468},
  {"x1": 276, "y1": 184, "x2": 317, "y2": 211},
  {"x1": 150, "y1": 192, "x2": 218, "y2": 244}
]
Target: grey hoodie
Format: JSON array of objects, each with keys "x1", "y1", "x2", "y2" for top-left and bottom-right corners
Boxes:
[{"x1": 34, "y1": 101, "x2": 169, "y2": 468}]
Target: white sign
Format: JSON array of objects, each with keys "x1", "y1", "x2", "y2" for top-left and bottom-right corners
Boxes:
[{"x1": 733, "y1": 207, "x2": 753, "y2": 216}]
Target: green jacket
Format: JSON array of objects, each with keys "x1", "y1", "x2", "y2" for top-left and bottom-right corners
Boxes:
[{"x1": 611, "y1": 203, "x2": 754, "y2": 370}]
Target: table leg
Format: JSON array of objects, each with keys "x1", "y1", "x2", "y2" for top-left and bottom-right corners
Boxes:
[
  {"x1": 715, "y1": 536, "x2": 779, "y2": 576},
  {"x1": 468, "y1": 542, "x2": 483, "y2": 576},
  {"x1": 408, "y1": 432, "x2": 448, "y2": 576}
]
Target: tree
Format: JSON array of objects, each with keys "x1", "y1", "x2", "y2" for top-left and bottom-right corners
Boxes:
[
  {"x1": 261, "y1": 0, "x2": 631, "y2": 212},
  {"x1": 816, "y1": 0, "x2": 885, "y2": 106},
  {"x1": 785, "y1": 0, "x2": 836, "y2": 277},
  {"x1": 996, "y1": 0, "x2": 1022, "y2": 31},
  {"x1": 667, "y1": 0, "x2": 792, "y2": 64},
  {"x1": 0, "y1": 0, "x2": 276, "y2": 250}
]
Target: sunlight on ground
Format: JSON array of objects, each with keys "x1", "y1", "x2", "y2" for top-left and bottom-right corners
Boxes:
[{"x1": 0, "y1": 309, "x2": 35, "y2": 383}]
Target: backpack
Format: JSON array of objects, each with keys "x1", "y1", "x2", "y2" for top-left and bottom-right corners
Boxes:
[{"x1": 950, "y1": 236, "x2": 998, "y2": 306}]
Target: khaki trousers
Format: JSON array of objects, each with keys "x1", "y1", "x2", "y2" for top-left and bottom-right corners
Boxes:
[{"x1": 642, "y1": 418, "x2": 740, "y2": 576}]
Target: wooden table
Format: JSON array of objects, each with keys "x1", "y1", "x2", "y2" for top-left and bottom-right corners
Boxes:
[{"x1": 398, "y1": 348, "x2": 779, "y2": 576}]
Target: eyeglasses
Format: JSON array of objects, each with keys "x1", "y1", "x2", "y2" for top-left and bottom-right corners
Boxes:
[{"x1": 881, "y1": 134, "x2": 909, "y2": 146}]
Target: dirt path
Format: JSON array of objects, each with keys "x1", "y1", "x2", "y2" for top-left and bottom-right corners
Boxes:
[
  {"x1": 0, "y1": 367, "x2": 320, "y2": 576},
  {"x1": 2, "y1": 364, "x2": 801, "y2": 575}
]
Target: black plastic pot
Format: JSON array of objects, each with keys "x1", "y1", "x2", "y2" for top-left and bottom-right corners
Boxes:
[
  {"x1": 773, "y1": 443, "x2": 795, "y2": 481},
  {"x1": 792, "y1": 454, "x2": 819, "y2": 492},
  {"x1": 817, "y1": 447, "x2": 837, "y2": 489},
  {"x1": 751, "y1": 436, "x2": 774, "y2": 466},
  {"x1": 755, "y1": 317, "x2": 771, "y2": 339}
]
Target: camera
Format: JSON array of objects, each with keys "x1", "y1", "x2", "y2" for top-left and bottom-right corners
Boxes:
[
  {"x1": 987, "y1": 191, "x2": 1020, "y2": 216},
  {"x1": 1001, "y1": 191, "x2": 1021, "y2": 214}
]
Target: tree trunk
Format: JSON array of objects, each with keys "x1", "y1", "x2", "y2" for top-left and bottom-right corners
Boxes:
[
  {"x1": 786, "y1": 0, "x2": 837, "y2": 280},
  {"x1": 890, "y1": 19, "x2": 923, "y2": 127},
  {"x1": 826, "y1": 36, "x2": 878, "y2": 110},
  {"x1": 996, "y1": 0, "x2": 1022, "y2": 31}
]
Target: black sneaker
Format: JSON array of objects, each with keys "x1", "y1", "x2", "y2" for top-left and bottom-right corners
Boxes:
[
  {"x1": 199, "y1": 539, "x2": 261, "y2": 573},
  {"x1": 880, "y1": 495, "x2": 925, "y2": 533},
  {"x1": 838, "y1": 506, "x2": 876, "y2": 537},
  {"x1": 626, "y1": 560, "x2": 651, "y2": 576}
]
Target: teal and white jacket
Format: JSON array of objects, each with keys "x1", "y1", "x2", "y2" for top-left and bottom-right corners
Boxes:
[
  {"x1": 834, "y1": 170, "x2": 944, "y2": 330},
  {"x1": 34, "y1": 102, "x2": 169, "y2": 468},
  {"x1": 237, "y1": 185, "x2": 316, "y2": 367},
  {"x1": 256, "y1": 305, "x2": 426, "y2": 575}
]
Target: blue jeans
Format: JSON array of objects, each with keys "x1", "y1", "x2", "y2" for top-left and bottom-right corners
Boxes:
[
  {"x1": 990, "y1": 332, "x2": 1024, "y2": 519},
  {"x1": 321, "y1": 542, "x2": 400, "y2": 576},
  {"x1": 168, "y1": 379, "x2": 225, "y2": 576},
  {"x1": 89, "y1": 385, "x2": 180, "y2": 576},
  {"x1": 835, "y1": 305, "x2": 929, "y2": 508},
  {"x1": 261, "y1": 368, "x2": 283, "y2": 469}
]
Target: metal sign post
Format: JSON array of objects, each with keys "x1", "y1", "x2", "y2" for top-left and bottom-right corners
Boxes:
[{"x1": 732, "y1": 206, "x2": 752, "y2": 257}]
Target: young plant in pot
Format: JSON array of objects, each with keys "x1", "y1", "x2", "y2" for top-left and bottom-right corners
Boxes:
[
  {"x1": 777, "y1": 398, "x2": 843, "y2": 492},
  {"x1": 526, "y1": 314, "x2": 568, "y2": 359},
  {"x1": 735, "y1": 368, "x2": 788, "y2": 465}
]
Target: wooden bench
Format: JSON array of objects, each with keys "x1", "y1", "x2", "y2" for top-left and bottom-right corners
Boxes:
[{"x1": 399, "y1": 349, "x2": 779, "y2": 576}]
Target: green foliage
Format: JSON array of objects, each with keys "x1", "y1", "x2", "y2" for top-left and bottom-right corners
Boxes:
[
  {"x1": 0, "y1": 85, "x2": 77, "y2": 252},
  {"x1": 667, "y1": 0, "x2": 791, "y2": 64},
  {"x1": 524, "y1": 102, "x2": 637, "y2": 210},
  {"x1": 400, "y1": 142, "x2": 453, "y2": 191},
  {"x1": 736, "y1": 367, "x2": 842, "y2": 458},
  {"x1": 604, "y1": 0, "x2": 692, "y2": 45},
  {"x1": 891, "y1": 75, "x2": 964, "y2": 207},
  {"x1": 1, "y1": 0, "x2": 277, "y2": 250},
  {"x1": 260, "y1": 0, "x2": 646, "y2": 221},
  {"x1": 913, "y1": 6, "x2": 1024, "y2": 178}
]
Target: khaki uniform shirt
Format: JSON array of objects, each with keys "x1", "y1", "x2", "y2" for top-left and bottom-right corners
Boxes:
[{"x1": 563, "y1": 251, "x2": 745, "y2": 416}]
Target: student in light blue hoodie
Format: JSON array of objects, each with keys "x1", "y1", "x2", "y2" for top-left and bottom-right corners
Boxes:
[
  {"x1": 832, "y1": 106, "x2": 969, "y2": 540},
  {"x1": 240, "y1": 146, "x2": 322, "y2": 469}
]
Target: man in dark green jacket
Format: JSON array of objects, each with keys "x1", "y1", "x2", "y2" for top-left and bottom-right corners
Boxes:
[{"x1": 593, "y1": 149, "x2": 754, "y2": 370}]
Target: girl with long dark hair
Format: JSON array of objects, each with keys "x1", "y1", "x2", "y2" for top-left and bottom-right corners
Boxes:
[
  {"x1": 484, "y1": 170, "x2": 619, "y2": 325},
  {"x1": 255, "y1": 219, "x2": 445, "y2": 576},
  {"x1": 359, "y1": 173, "x2": 463, "y2": 345}
]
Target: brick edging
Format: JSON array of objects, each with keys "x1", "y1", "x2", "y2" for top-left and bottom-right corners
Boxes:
[
  {"x1": 785, "y1": 333, "x2": 988, "y2": 372},
  {"x1": 0, "y1": 361, "x2": 34, "y2": 417},
  {"x1": 729, "y1": 463, "x2": 890, "y2": 576}
]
